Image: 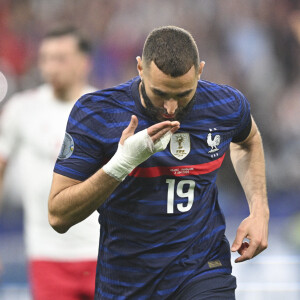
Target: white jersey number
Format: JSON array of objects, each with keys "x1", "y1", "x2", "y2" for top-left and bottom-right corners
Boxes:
[{"x1": 166, "y1": 179, "x2": 195, "y2": 214}]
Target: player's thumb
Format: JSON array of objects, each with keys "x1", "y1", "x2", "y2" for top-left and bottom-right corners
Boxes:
[
  {"x1": 120, "y1": 115, "x2": 138, "y2": 145},
  {"x1": 231, "y1": 232, "x2": 244, "y2": 252}
]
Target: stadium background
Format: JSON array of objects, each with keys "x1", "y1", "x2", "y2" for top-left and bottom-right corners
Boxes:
[{"x1": 0, "y1": 0, "x2": 299, "y2": 299}]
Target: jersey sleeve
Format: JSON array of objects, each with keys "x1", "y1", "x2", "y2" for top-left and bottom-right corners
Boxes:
[
  {"x1": 54, "y1": 95, "x2": 105, "y2": 181},
  {"x1": 231, "y1": 89, "x2": 251, "y2": 143},
  {"x1": 0, "y1": 96, "x2": 22, "y2": 161}
]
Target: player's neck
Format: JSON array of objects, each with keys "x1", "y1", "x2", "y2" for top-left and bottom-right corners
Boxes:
[{"x1": 53, "y1": 81, "x2": 86, "y2": 103}]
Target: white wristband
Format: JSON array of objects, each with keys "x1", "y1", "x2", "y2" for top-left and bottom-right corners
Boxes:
[{"x1": 103, "y1": 129, "x2": 171, "y2": 181}]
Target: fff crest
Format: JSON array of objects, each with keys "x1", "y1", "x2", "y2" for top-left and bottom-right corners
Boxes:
[{"x1": 170, "y1": 133, "x2": 190, "y2": 160}]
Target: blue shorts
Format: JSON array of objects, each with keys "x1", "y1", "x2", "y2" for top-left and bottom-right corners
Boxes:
[{"x1": 173, "y1": 273, "x2": 236, "y2": 300}]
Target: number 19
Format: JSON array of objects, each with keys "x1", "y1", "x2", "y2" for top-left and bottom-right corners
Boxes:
[{"x1": 166, "y1": 179, "x2": 195, "y2": 214}]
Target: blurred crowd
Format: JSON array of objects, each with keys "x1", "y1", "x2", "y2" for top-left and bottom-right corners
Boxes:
[{"x1": 1, "y1": 0, "x2": 300, "y2": 193}]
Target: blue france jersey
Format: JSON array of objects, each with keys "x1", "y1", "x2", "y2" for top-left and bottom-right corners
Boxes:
[{"x1": 54, "y1": 77, "x2": 251, "y2": 299}]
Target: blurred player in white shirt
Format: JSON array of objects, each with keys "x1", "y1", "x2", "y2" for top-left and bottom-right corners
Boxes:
[{"x1": 0, "y1": 26, "x2": 99, "y2": 300}]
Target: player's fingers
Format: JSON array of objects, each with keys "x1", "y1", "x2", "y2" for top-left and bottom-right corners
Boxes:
[
  {"x1": 235, "y1": 239, "x2": 259, "y2": 263},
  {"x1": 120, "y1": 115, "x2": 139, "y2": 145},
  {"x1": 147, "y1": 121, "x2": 180, "y2": 138},
  {"x1": 237, "y1": 241, "x2": 249, "y2": 256},
  {"x1": 234, "y1": 242, "x2": 250, "y2": 263},
  {"x1": 170, "y1": 123, "x2": 180, "y2": 134},
  {"x1": 151, "y1": 122, "x2": 180, "y2": 143},
  {"x1": 151, "y1": 126, "x2": 172, "y2": 143},
  {"x1": 231, "y1": 228, "x2": 246, "y2": 252}
]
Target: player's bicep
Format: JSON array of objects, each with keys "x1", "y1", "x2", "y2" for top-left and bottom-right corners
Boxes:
[{"x1": 49, "y1": 172, "x2": 81, "y2": 202}]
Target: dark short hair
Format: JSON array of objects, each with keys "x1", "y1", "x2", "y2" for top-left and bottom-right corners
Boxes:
[
  {"x1": 142, "y1": 26, "x2": 199, "y2": 77},
  {"x1": 43, "y1": 25, "x2": 92, "y2": 54}
]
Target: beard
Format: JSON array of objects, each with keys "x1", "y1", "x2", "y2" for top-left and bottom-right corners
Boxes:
[{"x1": 140, "y1": 81, "x2": 195, "y2": 123}]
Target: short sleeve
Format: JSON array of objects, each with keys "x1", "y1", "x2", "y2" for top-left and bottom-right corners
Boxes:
[
  {"x1": 231, "y1": 90, "x2": 251, "y2": 142},
  {"x1": 54, "y1": 95, "x2": 105, "y2": 181}
]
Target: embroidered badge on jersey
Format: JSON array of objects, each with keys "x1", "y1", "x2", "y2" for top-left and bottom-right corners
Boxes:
[
  {"x1": 58, "y1": 132, "x2": 74, "y2": 159},
  {"x1": 207, "y1": 130, "x2": 221, "y2": 153},
  {"x1": 170, "y1": 133, "x2": 190, "y2": 160}
]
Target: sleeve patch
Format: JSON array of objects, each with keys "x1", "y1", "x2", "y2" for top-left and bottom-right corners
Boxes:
[{"x1": 58, "y1": 132, "x2": 74, "y2": 160}]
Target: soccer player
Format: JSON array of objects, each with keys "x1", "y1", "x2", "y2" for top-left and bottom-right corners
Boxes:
[
  {"x1": 0, "y1": 26, "x2": 99, "y2": 300},
  {"x1": 48, "y1": 26, "x2": 269, "y2": 299}
]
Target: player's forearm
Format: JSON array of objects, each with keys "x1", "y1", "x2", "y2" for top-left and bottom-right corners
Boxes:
[
  {"x1": 230, "y1": 130, "x2": 269, "y2": 217},
  {"x1": 48, "y1": 169, "x2": 120, "y2": 233},
  {"x1": 49, "y1": 118, "x2": 179, "y2": 233}
]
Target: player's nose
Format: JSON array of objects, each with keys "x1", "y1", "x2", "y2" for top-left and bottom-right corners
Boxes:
[{"x1": 164, "y1": 99, "x2": 178, "y2": 115}]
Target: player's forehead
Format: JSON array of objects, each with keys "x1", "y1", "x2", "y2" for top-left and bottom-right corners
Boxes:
[
  {"x1": 39, "y1": 35, "x2": 79, "y2": 55},
  {"x1": 145, "y1": 61, "x2": 198, "y2": 92}
]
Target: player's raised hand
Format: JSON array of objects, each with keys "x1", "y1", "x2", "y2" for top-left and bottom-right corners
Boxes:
[
  {"x1": 120, "y1": 115, "x2": 139, "y2": 145},
  {"x1": 147, "y1": 119, "x2": 180, "y2": 143},
  {"x1": 103, "y1": 115, "x2": 180, "y2": 182},
  {"x1": 120, "y1": 115, "x2": 180, "y2": 145}
]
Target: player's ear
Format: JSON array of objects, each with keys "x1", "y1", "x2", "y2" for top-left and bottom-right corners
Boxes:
[
  {"x1": 136, "y1": 56, "x2": 143, "y2": 77},
  {"x1": 197, "y1": 61, "x2": 205, "y2": 79}
]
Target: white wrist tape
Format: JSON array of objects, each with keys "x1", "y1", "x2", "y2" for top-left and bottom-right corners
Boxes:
[{"x1": 103, "y1": 129, "x2": 172, "y2": 181}]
